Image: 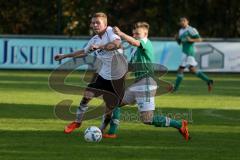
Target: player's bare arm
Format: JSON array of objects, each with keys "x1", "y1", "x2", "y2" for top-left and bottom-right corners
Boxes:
[
  {"x1": 54, "y1": 43, "x2": 103, "y2": 61},
  {"x1": 95, "y1": 39, "x2": 121, "y2": 51},
  {"x1": 113, "y1": 26, "x2": 140, "y2": 47},
  {"x1": 54, "y1": 49, "x2": 87, "y2": 61}
]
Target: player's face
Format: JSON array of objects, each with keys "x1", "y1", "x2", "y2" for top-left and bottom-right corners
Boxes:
[
  {"x1": 132, "y1": 28, "x2": 147, "y2": 39},
  {"x1": 91, "y1": 17, "x2": 107, "y2": 34},
  {"x1": 132, "y1": 29, "x2": 138, "y2": 38},
  {"x1": 180, "y1": 18, "x2": 189, "y2": 28}
]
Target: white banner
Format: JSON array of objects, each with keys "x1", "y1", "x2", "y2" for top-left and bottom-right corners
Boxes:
[{"x1": 195, "y1": 42, "x2": 240, "y2": 72}]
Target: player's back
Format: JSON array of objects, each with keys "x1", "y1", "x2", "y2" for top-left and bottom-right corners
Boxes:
[{"x1": 131, "y1": 38, "x2": 154, "y2": 81}]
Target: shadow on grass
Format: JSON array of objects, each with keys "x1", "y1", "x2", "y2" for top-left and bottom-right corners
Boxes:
[
  {"x1": 0, "y1": 103, "x2": 240, "y2": 126},
  {"x1": 1, "y1": 72, "x2": 240, "y2": 96},
  {"x1": 0, "y1": 129, "x2": 239, "y2": 160}
]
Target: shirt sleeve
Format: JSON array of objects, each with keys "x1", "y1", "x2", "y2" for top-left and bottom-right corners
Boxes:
[
  {"x1": 139, "y1": 39, "x2": 147, "y2": 50},
  {"x1": 106, "y1": 27, "x2": 121, "y2": 42},
  {"x1": 189, "y1": 28, "x2": 201, "y2": 38},
  {"x1": 178, "y1": 29, "x2": 182, "y2": 37},
  {"x1": 83, "y1": 38, "x2": 94, "y2": 54}
]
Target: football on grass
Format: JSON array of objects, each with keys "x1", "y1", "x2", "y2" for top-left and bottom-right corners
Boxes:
[{"x1": 84, "y1": 126, "x2": 102, "y2": 142}]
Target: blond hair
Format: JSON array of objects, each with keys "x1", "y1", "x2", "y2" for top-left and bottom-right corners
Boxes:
[
  {"x1": 134, "y1": 22, "x2": 150, "y2": 30},
  {"x1": 92, "y1": 12, "x2": 108, "y2": 25}
]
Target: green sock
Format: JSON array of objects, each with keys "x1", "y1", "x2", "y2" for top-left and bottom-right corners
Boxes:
[
  {"x1": 174, "y1": 74, "x2": 183, "y2": 91},
  {"x1": 196, "y1": 71, "x2": 210, "y2": 82},
  {"x1": 152, "y1": 115, "x2": 182, "y2": 129},
  {"x1": 108, "y1": 107, "x2": 121, "y2": 134}
]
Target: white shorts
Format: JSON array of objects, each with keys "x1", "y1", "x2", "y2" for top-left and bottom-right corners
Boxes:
[
  {"x1": 180, "y1": 54, "x2": 198, "y2": 67},
  {"x1": 122, "y1": 77, "x2": 157, "y2": 112}
]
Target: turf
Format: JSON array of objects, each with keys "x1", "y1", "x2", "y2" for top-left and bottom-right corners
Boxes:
[{"x1": 0, "y1": 70, "x2": 240, "y2": 160}]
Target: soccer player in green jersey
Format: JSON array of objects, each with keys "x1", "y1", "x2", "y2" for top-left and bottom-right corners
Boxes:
[
  {"x1": 102, "y1": 22, "x2": 190, "y2": 141},
  {"x1": 173, "y1": 17, "x2": 213, "y2": 92}
]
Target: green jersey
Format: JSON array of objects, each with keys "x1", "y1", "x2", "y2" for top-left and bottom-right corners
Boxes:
[
  {"x1": 130, "y1": 38, "x2": 154, "y2": 81},
  {"x1": 179, "y1": 26, "x2": 200, "y2": 56}
]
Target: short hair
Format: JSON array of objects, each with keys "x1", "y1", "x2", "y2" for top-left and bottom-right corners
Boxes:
[
  {"x1": 92, "y1": 12, "x2": 108, "y2": 24},
  {"x1": 134, "y1": 22, "x2": 150, "y2": 31},
  {"x1": 180, "y1": 16, "x2": 189, "y2": 21}
]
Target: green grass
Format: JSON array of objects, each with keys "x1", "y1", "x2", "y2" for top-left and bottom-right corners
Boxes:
[{"x1": 0, "y1": 70, "x2": 240, "y2": 160}]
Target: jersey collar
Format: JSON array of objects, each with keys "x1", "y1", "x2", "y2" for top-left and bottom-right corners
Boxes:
[
  {"x1": 97, "y1": 26, "x2": 109, "y2": 39},
  {"x1": 141, "y1": 37, "x2": 148, "y2": 44}
]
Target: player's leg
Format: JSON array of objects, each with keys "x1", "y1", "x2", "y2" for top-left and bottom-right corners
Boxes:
[
  {"x1": 140, "y1": 110, "x2": 184, "y2": 131},
  {"x1": 99, "y1": 90, "x2": 122, "y2": 132},
  {"x1": 64, "y1": 73, "x2": 102, "y2": 134},
  {"x1": 139, "y1": 107, "x2": 190, "y2": 141},
  {"x1": 189, "y1": 65, "x2": 214, "y2": 92},
  {"x1": 107, "y1": 107, "x2": 121, "y2": 134},
  {"x1": 64, "y1": 90, "x2": 94, "y2": 134},
  {"x1": 98, "y1": 76, "x2": 126, "y2": 138},
  {"x1": 101, "y1": 101, "x2": 126, "y2": 138},
  {"x1": 101, "y1": 106, "x2": 121, "y2": 138},
  {"x1": 151, "y1": 113, "x2": 190, "y2": 141},
  {"x1": 105, "y1": 76, "x2": 126, "y2": 135},
  {"x1": 173, "y1": 66, "x2": 185, "y2": 92},
  {"x1": 137, "y1": 77, "x2": 190, "y2": 141},
  {"x1": 99, "y1": 105, "x2": 113, "y2": 132},
  {"x1": 173, "y1": 54, "x2": 187, "y2": 92},
  {"x1": 136, "y1": 96, "x2": 182, "y2": 129},
  {"x1": 103, "y1": 88, "x2": 134, "y2": 138},
  {"x1": 102, "y1": 102, "x2": 130, "y2": 138}
]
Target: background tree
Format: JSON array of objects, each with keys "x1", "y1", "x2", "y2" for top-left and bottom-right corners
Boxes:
[{"x1": 0, "y1": 0, "x2": 239, "y2": 37}]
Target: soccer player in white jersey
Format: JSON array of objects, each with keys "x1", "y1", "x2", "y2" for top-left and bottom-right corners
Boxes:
[
  {"x1": 173, "y1": 17, "x2": 213, "y2": 92},
  {"x1": 54, "y1": 12, "x2": 127, "y2": 134}
]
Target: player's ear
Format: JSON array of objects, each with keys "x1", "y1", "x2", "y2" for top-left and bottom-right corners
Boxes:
[
  {"x1": 144, "y1": 31, "x2": 147, "y2": 37},
  {"x1": 103, "y1": 21, "x2": 107, "y2": 27}
]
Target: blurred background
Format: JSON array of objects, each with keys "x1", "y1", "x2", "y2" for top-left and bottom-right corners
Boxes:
[
  {"x1": 1, "y1": 0, "x2": 240, "y2": 71},
  {"x1": 1, "y1": 0, "x2": 240, "y2": 37}
]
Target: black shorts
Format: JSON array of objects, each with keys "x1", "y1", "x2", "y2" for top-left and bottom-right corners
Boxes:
[{"x1": 86, "y1": 74, "x2": 125, "y2": 106}]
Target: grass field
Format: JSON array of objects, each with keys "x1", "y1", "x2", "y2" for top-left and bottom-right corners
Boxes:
[{"x1": 0, "y1": 70, "x2": 240, "y2": 160}]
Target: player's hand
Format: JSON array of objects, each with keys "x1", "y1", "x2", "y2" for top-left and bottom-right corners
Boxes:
[
  {"x1": 89, "y1": 44, "x2": 101, "y2": 51},
  {"x1": 86, "y1": 44, "x2": 105, "y2": 53},
  {"x1": 113, "y1": 26, "x2": 122, "y2": 36},
  {"x1": 54, "y1": 54, "x2": 65, "y2": 61}
]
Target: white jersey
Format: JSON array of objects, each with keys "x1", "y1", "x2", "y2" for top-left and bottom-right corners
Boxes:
[
  {"x1": 84, "y1": 26, "x2": 127, "y2": 80},
  {"x1": 179, "y1": 26, "x2": 199, "y2": 37}
]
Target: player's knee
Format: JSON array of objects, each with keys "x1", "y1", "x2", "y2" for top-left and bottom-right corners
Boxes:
[
  {"x1": 189, "y1": 66, "x2": 196, "y2": 73},
  {"x1": 105, "y1": 112, "x2": 112, "y2": 119},
  {"x1": 140, "y1": 111, "x2": 153, "y2": 125},
  {"x1": 83, "y1": 91, "x2": 94, "y2": 99},
  {"x1": 104, "y1": 95, "x2": 120, "y2": 108},
  {"x1": 140, "y1": 116, "x2": 152, "y2": 125},
  {"x1": 80, "y1": 97, "x2": 90, "y2": 106},
  {"x1": 178, "y1": 67, "x2": 185, "y2": 74}
]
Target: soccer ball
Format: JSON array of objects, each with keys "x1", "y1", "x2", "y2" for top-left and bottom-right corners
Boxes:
[{"x1": 84, "y1": 126, "x2": 102, "y2": 142}]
